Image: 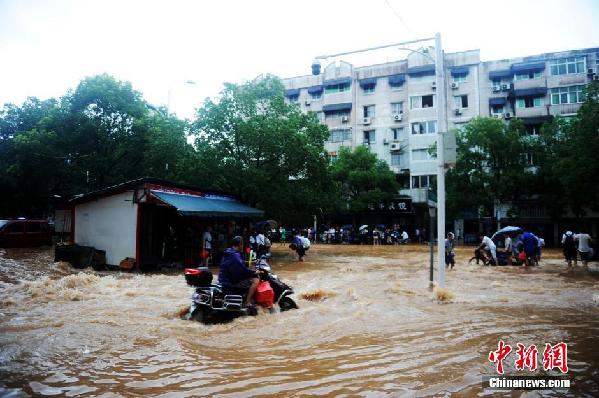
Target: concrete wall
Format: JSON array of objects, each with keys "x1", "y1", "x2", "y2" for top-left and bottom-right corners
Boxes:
[{"x1": 74, "y1": 191, "x2": 137, "y2": 266}]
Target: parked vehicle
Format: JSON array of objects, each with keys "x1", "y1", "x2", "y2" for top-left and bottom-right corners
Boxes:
[
  {"x1": 185, "y1": 255, "x2": 298, "y2": 324},
  {"x1": 0, "y1": 219, "x2": 53, "y2": 247}
]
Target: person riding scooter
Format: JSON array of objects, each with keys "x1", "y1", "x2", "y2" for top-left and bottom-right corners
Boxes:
[{"x1": 218, "y1": 236, "x2": 259, "y2": 307}]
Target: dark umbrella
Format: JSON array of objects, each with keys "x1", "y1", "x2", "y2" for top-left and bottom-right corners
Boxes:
[{"x1": 491, "y1": 226, "x2": 523, "y2": 240}]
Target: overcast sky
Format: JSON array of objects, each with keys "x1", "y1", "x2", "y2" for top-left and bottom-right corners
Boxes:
[{"x1": 1, "y1": 0, "x2": 598, "y2": 119}]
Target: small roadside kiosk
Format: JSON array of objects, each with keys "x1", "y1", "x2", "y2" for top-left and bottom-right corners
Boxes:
[{"x1": 68, "y1": 178, "x2": 264, "y2": 270}]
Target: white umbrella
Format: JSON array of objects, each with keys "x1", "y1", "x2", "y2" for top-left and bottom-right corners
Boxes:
[{"x1": 359, "y1": 225, "x2": 369, "y2": 231}]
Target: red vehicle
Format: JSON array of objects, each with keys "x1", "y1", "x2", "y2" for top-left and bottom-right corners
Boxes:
[{"x1": 0, "y1": 219, "x2": 53, "y2": 247}]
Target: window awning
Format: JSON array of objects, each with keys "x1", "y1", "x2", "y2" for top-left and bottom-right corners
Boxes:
[
  {"x1": 286, "y1": 88, "x2": 300, "y2": 97},
  {"x1": 322, "y1": 103, "x2": 352, "y2": 113},
  {"x1": 324, "y1": 77, "x2": 351, "y2": 87},
  {"x1": 513, "y1": 87, "x2": 547, "y2": 97},
  {"x1": 407, "y1": 64, "x2": 435, "y2": 77},
  {"x1": 359, "y1": 77, "x2": 377, "y2": 88},
  {"x1": 151, "y1": 191, "x2": 264, "y2": 217},
  {"x1": 488, "y1": 69, "x2": 513, "y2": 79},
  {"x1": 450, "y1": 66, "x2": 470, "y2": 77},
  {"x1": 388, "y1": 74, "x2": 406, "y2": 86},
  {"x1": 489, "y1": 97, "x2": 507, "y2": 106},
  {"x1": 307, "y1": 85, "x2": 323, "y2": 94},
  {"x1": 511, "y1": 62, "x2": 545, "y2": 74}
]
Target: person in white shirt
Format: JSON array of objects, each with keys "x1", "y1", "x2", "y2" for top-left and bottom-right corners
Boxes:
[
  {"x1": 256, "y1": 230, "x2": 266, "y2": 256},
  {"x1": 202, "y1": 226, "x2": 213, "y2": 266},
  {"x1": 504, "y1": 235, "x2": 513, "y2": 265},
  {"x1": 477, "y1": 233, "x2": 497, "y2": 266},
  {"x1": 574, "y1": 232, "x2": 592, "y2": 267},
  {"x1": 401, "y1": 230, "x2": 409, "y2": 244}
]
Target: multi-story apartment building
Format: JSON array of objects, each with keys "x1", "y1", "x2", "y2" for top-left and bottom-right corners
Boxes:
[{"x1": 282, "y1": 46, "x2": 599, "y2": 240}]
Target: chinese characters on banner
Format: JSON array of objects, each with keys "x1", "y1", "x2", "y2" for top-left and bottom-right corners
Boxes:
[
  {"x1": 489, "y1": 341, "x2": 568, "y2": 374},
  {"x1": 366, "y1": 198, "x2": 412, "y2": 213}
]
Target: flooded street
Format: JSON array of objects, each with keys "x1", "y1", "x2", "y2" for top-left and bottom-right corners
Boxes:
[{"x1": 1, "y1": 244, "x2": 598, "y2": 397}]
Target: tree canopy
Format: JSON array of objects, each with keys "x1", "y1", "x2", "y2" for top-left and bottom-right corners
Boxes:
[{"x1": 330, "y1": 146, "x2": 399, "y2": 215}]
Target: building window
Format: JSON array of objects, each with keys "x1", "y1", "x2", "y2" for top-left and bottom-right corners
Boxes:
[
  {"x1": 315, "y1": 111, "x2": 325, "y2": 123},
  {"x1": 514, "y1": 71, "x2": 542, "y2": 80},
  {"x1": 328, "y1": 152, "x2": 338, "y2": 162},
  {"x1": 310, "y1": 92, "x2": 322, "y2": 100},
  {"x1": 453, "y1": 95, "x2": 468, "y2": 108},
  {"x1": 391, "y1": 153, "x2": 403, "y2": 166},
  {"x1": 411, "y1": 120, "x2": 437, "y2": 135},
  {"x1": 325, "y1": 83, "x2": 351, "y2": 94},
  {"x1": 288, "y1": 95, "x2": 299, "y2": 103},
  {"x1": 363, "y1": 85, "x2": 375, "y2": 94},
  {"x1": 490, "y1": 105, "x2": 504, "y2": 116},
  {"x1": 549, "y1": 56, "x2": 586, "y2": 75},
  {"x1": 525, "y1": 125, "x2": 540, "y2": 136},
  {"x1": 391, "y1": 127, "x2": 404, "y2": 140},
  {"x1": 363, "y1": 105, "x2": 375, "y2": 118},
  {"x1": 328, "y1": 129, "x2": 352, "y2": 142},
  {"x1": 410, "y1": 94, "x2": 435, "y2": 109},
  {"x1": 411, "y1": 175, "x2": 436, "y2": 188},
  {"x1": 551, "y1": 85, "x2": 585, "y2": 105},
  {"x1": 391, "y1": 102, "x2": 404, "y2": 115},
  {"x1": 525, "y1": 152, "x2": 534, "y2": 166},
  {"x1": 453, "y1": 75, "x2": 467, "y2": 84},
  {"x1": 325, "y1": 110, "x2": 351, "y2": 119},
  {"x1": 412, "y1": 148, "x2": 434, "y2": 161},
  {"x1": 516, "y1": 97, "x2": 544, "y2": 108},
  {"x1": 363, "y1": 130, "x2": 376, "y2": 145}
]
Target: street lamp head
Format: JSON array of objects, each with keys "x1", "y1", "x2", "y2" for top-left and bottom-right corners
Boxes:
[
  {"x1": 185, "y1": 80, "x2": 197, "y2": 85},
  {"x1": 311, "y1": 59, "x2": 321, "y2": 76}
]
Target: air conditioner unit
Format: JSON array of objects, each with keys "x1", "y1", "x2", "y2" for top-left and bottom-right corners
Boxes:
[
  {"x1": 492, "y1": 85, "x2": 501, "y2": 92},
  {"x1": 587, "y1": 68, "x2": 595, "y2": 75},
  {"x1": 305, "y1": 100, "x2": 311, "y2": 106},
  {"x1": 383, "y1": 139, "x2": 389, "y2": 145},
  {"x1": 394, "y1": 114, "x2": 403, "y2": 122},
  {"x1": 390, "y1": 143, "x2": 401, "y2": 151},
  {"x1": 501, "y1": 83, "x2": 510, "y2": 91},
  {"x1": 451, "y1": 82, "x2": 459, "y2": 89},
  {"x1": 362, "y1": 117, "x2": 371, "y2": 125},
  {"x1": 454, "y1": 108, "x2": 462, "y2": 115},
  {"x1": 504, "y1": 112, "x2": 512, "y2": 119},
  {"x1": 341, "y1": 116, "x2": 349, "y2": 123},
  {"x1": 431, "y1": 81, "x2": 437, "y2": 89}
]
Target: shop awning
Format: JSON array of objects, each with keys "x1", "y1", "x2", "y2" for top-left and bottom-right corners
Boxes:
[
  {"x1": 513, "y1": 87, "x2": 547, "y2": 97},
  {"x1": 388, "y1": 74, "x2": 406, "y2": 86},
  {"x1": 450, "y1": 66, "x2": 470, "y2": 77},
  {"x1": 151, "y1": 191, "x2": 264, "y2": 217},
  {"x1": 286, "y1": 88, "x2": 300, "y2": 97},
  {"x1": 322, "y1": 102, "x2": 352, "y2": 113},
  {"x1": 511, "y1": 62, "x2": 545, "y2": 73},
  {"x1": 407, "y1": 64, "x2": 435, "y2": 77},
  {"x1": 359, "y1": 77, "x2": 377, "y2": 88},
  {"x1": 307, "y1": 85, "x2": 323, "y2": 94},
  {"x1": 324, "y1": 77, "x2": 352, "y2": 87},
  {"x1": 488, "y1": 69, "x2": 513, "y2": 79},
  {"x1": 489, "y1": 97, "x2": 507, "y2": 106}
]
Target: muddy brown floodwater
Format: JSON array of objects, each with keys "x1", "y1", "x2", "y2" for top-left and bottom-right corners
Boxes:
[{"x1": 1, "y1": 244, "x2": 598, "y2": 397}]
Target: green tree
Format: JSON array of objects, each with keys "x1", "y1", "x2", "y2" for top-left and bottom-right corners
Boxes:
[
  {"x1": 536, "y1": 81, "x2": 599, "y2": 218},
  {"x1": 330, "y1": 146, "x2": 399, "y2": 225},
  {"x1": 446, "y1": 117, "x2": 530, "y2": 220},
  {"x1": 191, "y1": 75, "x2": 336, "y2": 224}
]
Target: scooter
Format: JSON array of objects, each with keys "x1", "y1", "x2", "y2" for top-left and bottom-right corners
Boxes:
[{"x1": 185, "y1": 255, "x2": 298, "y2": 324}]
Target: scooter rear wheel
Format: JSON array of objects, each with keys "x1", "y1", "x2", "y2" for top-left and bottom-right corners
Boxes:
[{"x1": 279, "y1": 296, "x2": 298, "y2": 312}]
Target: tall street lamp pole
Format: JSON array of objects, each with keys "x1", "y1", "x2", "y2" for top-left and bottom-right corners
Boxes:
[{"x1": 434, "y1": 33, "x2": 447, "y2": 288}]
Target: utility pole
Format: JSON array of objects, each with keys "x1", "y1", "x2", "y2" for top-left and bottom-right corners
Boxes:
[{"x1": 435, "y1": 33, "x2": 447, "y2": 288}]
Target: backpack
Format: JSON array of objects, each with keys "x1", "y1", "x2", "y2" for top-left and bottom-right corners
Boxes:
[
  {"x1": 564, "y1": 234, "x2": 575, "y2": 250},
  {"x1": 300, "y1": 237, "x2": 311, "y2": 249}
]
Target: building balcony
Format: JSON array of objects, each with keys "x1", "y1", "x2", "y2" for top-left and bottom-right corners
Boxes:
[
  {"x1": 514, "y1": 107, "x2": 548, "y2": 119},
  {"x1": 399, "y1": 188, "x2": 429, "y2": 203},
  {"x1": 549, "y1": 103, "x2": 581, "y2": 116}
]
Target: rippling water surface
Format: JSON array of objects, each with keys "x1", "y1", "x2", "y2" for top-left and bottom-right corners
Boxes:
[{"x1": 1, "y1": 245, "x2": 598, "y2": 397}]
